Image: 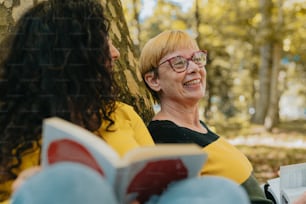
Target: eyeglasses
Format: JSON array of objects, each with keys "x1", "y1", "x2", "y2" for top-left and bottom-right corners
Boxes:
[{"x1": 158, "y1": 50, "x2": 207, "y2": 73}]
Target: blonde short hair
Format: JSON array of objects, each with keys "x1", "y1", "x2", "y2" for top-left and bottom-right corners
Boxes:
[{"x1": 139, "y1": 30, "x2": 199, "y2": 102}]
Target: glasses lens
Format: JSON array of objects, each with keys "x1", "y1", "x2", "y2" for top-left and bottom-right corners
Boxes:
[
  {"x1": 192, "y1": 52, "x2": 207, "y2": 66},
  {"x1": 170, "y1": 56, "x2": 188, "y2": 72}
]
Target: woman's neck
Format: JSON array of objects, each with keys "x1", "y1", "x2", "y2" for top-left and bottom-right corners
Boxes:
[{"x1": 154, "y1": 101, "x2": 207, "y2": 133}]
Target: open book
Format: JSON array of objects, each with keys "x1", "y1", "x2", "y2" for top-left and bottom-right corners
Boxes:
[
  {"x1": 41, "y1": 117, "x2": 207, "y2": 204},
  {"x1": 264, "y1": 162, "x2": 306, "y2": 204}
]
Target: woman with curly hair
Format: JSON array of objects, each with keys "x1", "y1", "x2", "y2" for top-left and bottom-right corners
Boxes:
[{"x1": 0, "y1": 0, "x2": 154, "y2": 201}]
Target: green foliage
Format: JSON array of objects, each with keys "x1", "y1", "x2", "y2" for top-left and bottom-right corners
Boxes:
[
  {"x1": 282, "y1": 2, "x2": 306, "y2": 65},
  {"x1": 139, "y1": 0, "x2": 189, "y2": 48}
]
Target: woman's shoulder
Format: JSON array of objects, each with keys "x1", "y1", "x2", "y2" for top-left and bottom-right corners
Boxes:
[
  {"x1": 113, "y1": 102, "x2": 145, "y2": 125},
  {"x1": 148, "y1": 120, "x2": 177, "y2": 128},
  {"x1": 148, "y1": 120, "x2": 182, "y2": 137},
  {"x1": 115, "y1": 101, "x2": 133, "y2": 111},
  {"x1": 114, "y1": 102, "x2": 137, "y2": 117}
]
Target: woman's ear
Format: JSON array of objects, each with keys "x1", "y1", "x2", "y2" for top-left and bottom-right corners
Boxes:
[{"x1": 144, "y1": 71, "x2": 160, "y2": 92}]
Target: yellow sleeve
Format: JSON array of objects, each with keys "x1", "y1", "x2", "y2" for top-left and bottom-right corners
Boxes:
[
  {"x1": 96, "y1": 102, "x2": 155, "y2": 157},
  {"x1": 0, "y1": 199, "x2": 10, "y2": 204},
  {"x1": 201, "y1": 137, "x2": 252, "y2": 184},
  {"x1": 0, "y1": 148, "x2": 40, "y2": 202}
]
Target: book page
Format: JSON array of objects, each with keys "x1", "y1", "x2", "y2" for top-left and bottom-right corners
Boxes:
[
  {"x1": 280, "y1": 163, "x2": 306, "y2": 189},
  {"x1": 116, "y1": 152, "x2": 206, "y2": 204},
  {"x1": 280, "y1": 162, "x2": 306, "y2": 204},
  {"x1": 41, "y1": 117, "x2": 120, "y2": 185},
  {"x1": 267, "y1": 177, "x2": 281, "y2": 204},
  {"x1": 122, "y1": 144, "x2": 204, "y2": 163},
  {"x1": 281, "y1": 187, "x2": 306, "y2": 204}
]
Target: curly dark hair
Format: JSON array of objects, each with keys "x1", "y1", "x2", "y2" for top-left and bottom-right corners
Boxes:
[{"x1": 0, "y1": 0, "x2": 119, "y2": 182}]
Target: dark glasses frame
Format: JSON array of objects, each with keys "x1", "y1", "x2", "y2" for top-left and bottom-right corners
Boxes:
[{"x1": 158, "y1": 50, "x2": 208, "y2": 73}]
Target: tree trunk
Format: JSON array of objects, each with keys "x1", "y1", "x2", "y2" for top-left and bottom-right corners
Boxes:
[
  {"x1": 264, "y1": 0, "x2": 283, "y2": 131},
  {"x1": 195, "y1": 0, "x2": 201, "y2": 45},
  {"x1": 253, "y1": 0, "x2": 273, "y2": 124},
  {"x1": 264, "y1": 43, "x2": 281, "y2": 130},
  {"x1": 102, "y1": 0, "x2": 154, "y2": 124},
  {"x1": 132, "y1": 0, "x2": 141, "y2": 55}
]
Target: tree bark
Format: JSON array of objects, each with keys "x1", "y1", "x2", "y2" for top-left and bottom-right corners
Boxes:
[{"x1": 102, "y1": 0, "x2": 154, "y2": 124}]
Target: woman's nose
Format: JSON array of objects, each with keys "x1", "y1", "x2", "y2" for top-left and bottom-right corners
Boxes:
[
  {"x1": 186, "y1": 60, "x2": 200, "y2": 73},
  {"x1": 110, "y1": 43, "x2": 120, "y2": 60}
]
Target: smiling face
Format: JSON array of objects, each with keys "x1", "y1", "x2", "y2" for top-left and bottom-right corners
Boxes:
[
  {"x1": 140, "y1": 30, "x2": 207, "y2": 105},
  {"x1": 144, "y1": 48, "x2": 207, "y2": 106}
]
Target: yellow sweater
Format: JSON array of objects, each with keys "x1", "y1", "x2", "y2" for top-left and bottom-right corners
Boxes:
[{"x1": 0, "y1": 102, "x2": 155, "y2": 203}]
